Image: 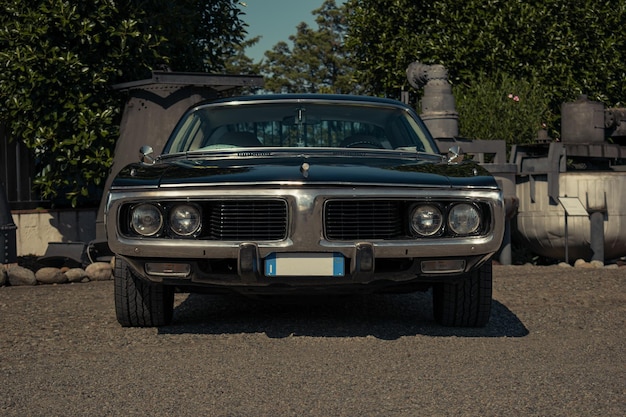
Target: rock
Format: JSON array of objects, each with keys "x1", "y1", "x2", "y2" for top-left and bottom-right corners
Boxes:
[
  {"x1": 86, "y1": 262, "x2": 113, "y2": 281},
  {"x1": 36, "y1": 267, "x2": 68, "y2": 285},
  {"x1": 574, "y1": 259, "x2": 588, "y2": 268},
  {"x1": 65, "y1": 268, "x2": 88, "y2": 283},
  {"x1": 589, "y1": 260, "x2": 604, "y2": 268},
  {"x1": 573, "y1": 259, "x2": 604, "y2": 269},
  {"x1": 7, "y1": 265, "x2": 37, "y2": 286},
  {"x1": 557, "y1": 262, "x2": 572, "y2": 268},
  {"x1": 0, "y1": 267, "x2": 7, "y2": 286}
]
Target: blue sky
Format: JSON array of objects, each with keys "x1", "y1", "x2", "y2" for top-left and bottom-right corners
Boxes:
[{"x1": 240, "y1": 0, "x2": 343, "y2": 63}]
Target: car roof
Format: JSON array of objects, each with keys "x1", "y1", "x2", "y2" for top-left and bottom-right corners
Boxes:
[{"x1": 203, "y1": 93, "x2": 410, "y2": 108}]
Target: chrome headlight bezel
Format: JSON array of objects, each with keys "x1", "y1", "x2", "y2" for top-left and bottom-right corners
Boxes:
[
  {"x1": 129, "y1": 203, "x2": 163, "y2": 237},
  {"x1": 410, "y1": 204, "x2": 444, "y2": 237},
  {"x1": 168, "y1": 203, "x2": 202, "y2": 237},
  {"x1": 447, "y1": 203, "x2": 481, "y2": 235}
]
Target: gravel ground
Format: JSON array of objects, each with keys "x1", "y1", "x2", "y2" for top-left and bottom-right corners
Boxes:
[{"x1": 0, "y1": 264, "x2": 624, "y2": 416}]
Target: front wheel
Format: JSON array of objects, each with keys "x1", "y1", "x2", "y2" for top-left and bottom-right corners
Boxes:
[
  {"x1": 432, "y1": 261, "x2": 492, "y2": 327},
  {"x1": 114, "y1": 256, "x2": 174, "y2": 327}
]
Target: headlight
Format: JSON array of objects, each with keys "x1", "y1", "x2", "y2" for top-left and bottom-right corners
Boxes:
[
  {"x1": 448, "y1": 203, "x2": 481, "y2": 235},
  {"x1": 169, "y1": 204, "x2": 201, "y2": 236},
  {"x1": 130, "y1": 203, "x2": 163, "y2": 236},
  {"x1": 410, "y1": 204, "x2": 443, "y2": 236}
]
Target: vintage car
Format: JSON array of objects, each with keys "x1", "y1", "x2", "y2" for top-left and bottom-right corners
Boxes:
[{"x1": 105, "y1": 94, "x2": 504, "y2": 328}]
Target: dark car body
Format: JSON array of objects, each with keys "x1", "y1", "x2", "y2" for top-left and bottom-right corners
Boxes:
[{"x1": 106, "y1": 94, "x2": 504, "y2": 327}]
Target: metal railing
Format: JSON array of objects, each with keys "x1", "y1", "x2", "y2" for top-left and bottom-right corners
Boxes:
[{"x1": 0, "y1": 124, "x2": 45, "y2": 209}]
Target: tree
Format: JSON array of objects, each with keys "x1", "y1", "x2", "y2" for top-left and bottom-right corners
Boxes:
[
  {"x1": 262, "y1": 0, "x2": 357, "y2": 94},
  {"x1": 138, "y1": 0, "x2": 248, "y2": 73},
  {"x1": 345, "y1": 0, "x2": 626, "y2": 141},
  {"x1": 223, "y1": 36, "x2": 265, "y2": 95},
  {"x1": 224, "y1": 36, "x2": 263, "y2": 74},
  {"x1": 0, "y1": 0, "x2": 247, "y2": 207}
]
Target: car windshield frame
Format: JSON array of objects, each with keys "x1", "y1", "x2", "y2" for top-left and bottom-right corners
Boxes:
[{"x1": 162, "y1": 96, "x2": 438, "y2": 155}]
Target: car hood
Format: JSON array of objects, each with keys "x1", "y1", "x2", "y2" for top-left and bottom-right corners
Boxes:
[{"x1": 111, "y1": 151, "x2": 498, "y2": 189}]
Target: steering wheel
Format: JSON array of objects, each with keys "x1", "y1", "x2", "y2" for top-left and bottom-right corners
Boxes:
[
  {"x1": 341, "y1": 135, "x2": 384, "y2": 149},
  {"x1": 344, "y1": 140, "x2": 383, "y2": 149}
]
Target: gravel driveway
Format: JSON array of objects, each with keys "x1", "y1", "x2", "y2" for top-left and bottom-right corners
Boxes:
[{"x1": 1, "y1": 264, "x2": 624, "y2": 416}]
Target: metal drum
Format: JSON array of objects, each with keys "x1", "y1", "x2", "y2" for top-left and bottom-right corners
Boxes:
[{"x1": 514, "y1": 171, "x2": 626, "y2": 261}]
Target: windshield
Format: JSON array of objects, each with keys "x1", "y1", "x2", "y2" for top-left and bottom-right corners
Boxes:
[{"x1": 163, "y1": 99, "x2": 438, "y2": 155}]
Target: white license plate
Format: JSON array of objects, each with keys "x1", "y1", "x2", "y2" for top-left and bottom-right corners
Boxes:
[{"x1": 265, "y1": 253, "x2": 345, "y2": 277}]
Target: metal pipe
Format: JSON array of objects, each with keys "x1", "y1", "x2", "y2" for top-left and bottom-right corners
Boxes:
[
  {"x1": 406, "y1": 62, "x2": 459, "y2": 139},
  {"x1": 589, "y1": 211, "x2": 605, "y2": 262}
]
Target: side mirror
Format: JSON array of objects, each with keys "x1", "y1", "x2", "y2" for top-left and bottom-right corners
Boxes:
[
  {"x1": 447, "y1": 145, "x2": 464, "y2": 164},
  {"x1": 139, "y1": 145, "x2": 155, "y2": 165}
]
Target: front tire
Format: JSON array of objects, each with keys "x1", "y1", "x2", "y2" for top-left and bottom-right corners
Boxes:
[
  {"x1": 114, "y1": 256, "x2": 174, "y2": 327},
  {"x1": 432, "y1": 261, "x2": 492, "y2": 327}
]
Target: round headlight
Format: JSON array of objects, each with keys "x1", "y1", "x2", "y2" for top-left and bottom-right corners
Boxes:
[
  {"x1": 169, "y1": 204, "x2": 201, "y2": 236},
  {"x1": 448, "y1": 203, "x2": 481, "y2": 235},
  {"x1": 411, "y1": 204, "x2": 443, "y2": 236},
  {"x1": 130, "y1": 204, "x2": 163, "y2": 236}
]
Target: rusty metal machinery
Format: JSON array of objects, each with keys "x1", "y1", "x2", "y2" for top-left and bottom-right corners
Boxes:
[
  {"x1": 406, "y1": 62, "x2": 459, "y2": 139},
  {"x1": 512, "y1": 95, "x2": 626, "y2": 262},
  {"x1": 562, "y1": 95, "x2": 626, "y2": 144}
]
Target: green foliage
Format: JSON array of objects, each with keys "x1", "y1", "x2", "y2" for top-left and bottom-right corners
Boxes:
[
  {"x1": 261, "y1": 0, "x2": 358, "y2": 94},
  {"x1": 136, "y1": 0, "x2": 248, "y2": 72},
  {"x1": 224, "y1": 36, "x2": 264, "y2": 74},
  {"x1": 454, "y1": 73, "x2": 554, "y2": 145},
  {"x1": 345, "y1": 0, "x2": 626, "y2": 136},
  {"x1": 0, "y1": 1, "x2": 141, "y2": 206},
  {"x1": 0, "y1": 0, "x2": 247, "y2": 207},
  {"x1": 344, "y1": 0, "x2": 420, "y2": 95}
]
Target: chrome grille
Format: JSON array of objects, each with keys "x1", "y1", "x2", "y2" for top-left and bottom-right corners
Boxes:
[
  {"x1": 206, "y1": 200, "x2": 287, "y2": 240},
  {"x1": 325, "y1": 200, "x2": 404, "y2": 240}
]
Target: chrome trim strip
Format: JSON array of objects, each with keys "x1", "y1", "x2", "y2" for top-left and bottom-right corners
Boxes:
[{"x1": 106, "y1": 187, "x2": 504, "y2": 260}]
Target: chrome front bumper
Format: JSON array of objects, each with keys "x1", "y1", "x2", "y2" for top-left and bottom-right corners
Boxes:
[{"x1": 107, "y1": 186, "x2": 504, "y2": 256}]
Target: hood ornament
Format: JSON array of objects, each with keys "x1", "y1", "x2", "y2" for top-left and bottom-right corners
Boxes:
[
  {"x1": 300, "y1": 162, "x2": 310, "y2": 178},
  {"x1": 447, "y1": 145, "x2": 464, "y2": 164}
]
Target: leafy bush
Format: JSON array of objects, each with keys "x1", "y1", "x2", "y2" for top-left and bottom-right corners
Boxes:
[
  {"x1": 0, "y1": 1, "x2": 137, "y2": 206},
  {"x1": 453, "y1": 73, "x2": 555, "y2": 144},
  {"x1": 0, "y1": 0, "x2": 246, "y2": 207}
]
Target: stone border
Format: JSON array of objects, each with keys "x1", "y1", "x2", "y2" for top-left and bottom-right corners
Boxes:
[{"x1": 1, "y1": 259, "x2": 113, "y2": 287}]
